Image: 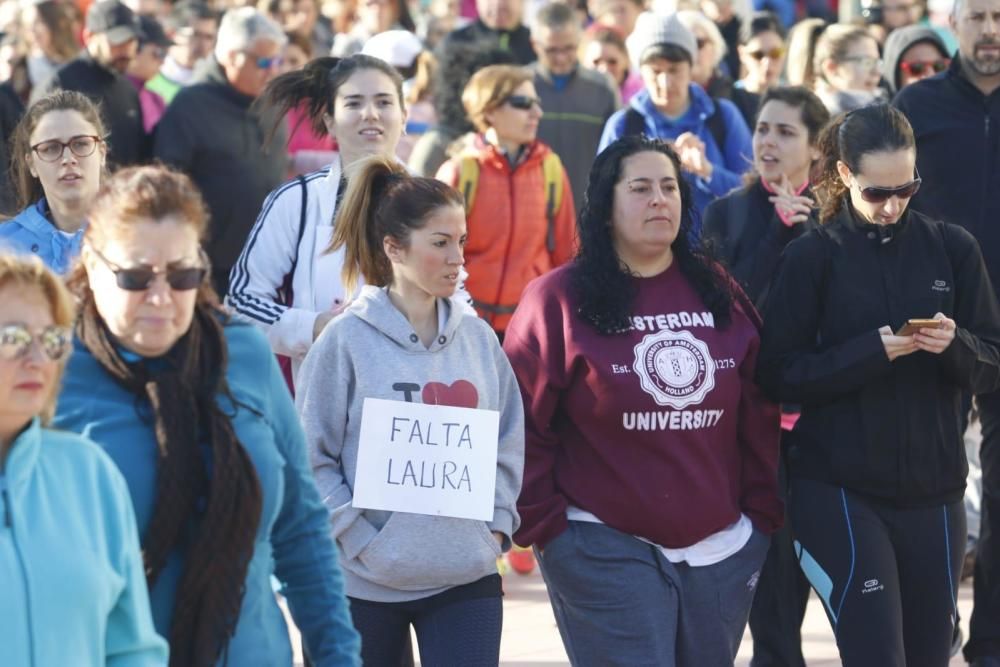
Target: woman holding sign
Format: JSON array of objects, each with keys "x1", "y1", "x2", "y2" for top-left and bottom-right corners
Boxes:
[
  {"x1": 757, "y1": 104, "x2": 1000, "y2": 666},
  {"x1": 296, "y1": 156, "x2": 525, "y2": 667},
  {"x1": 504, "y1": 135, "x2": 781, "y2": 666}
]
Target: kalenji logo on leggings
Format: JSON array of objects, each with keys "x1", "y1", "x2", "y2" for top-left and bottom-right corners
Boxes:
[{"x1": 862, "y1": 578, "x2": 885, "y2": 594}]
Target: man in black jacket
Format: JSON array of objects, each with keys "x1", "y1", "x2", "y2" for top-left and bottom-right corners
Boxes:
[
  {"x1": 437, "y1": 0, "x2": 536, "y2": 65},
  {"x1": 154, "y1": 6, "x2": 287, "y2": 295},
  {"x1": 893, "y1": 0, "x2": 1000, "y2": 663},
  {"x1": 37, "y1": 0, "x2": 147, "y2": 166}
]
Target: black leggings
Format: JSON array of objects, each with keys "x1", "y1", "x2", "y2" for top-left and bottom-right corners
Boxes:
[
  {"x1": 348, "y1": 575, "x2": 503, "y2": 667},
  {"x1": 790, "y1": 478, "x2": 965, "y2": 667}
]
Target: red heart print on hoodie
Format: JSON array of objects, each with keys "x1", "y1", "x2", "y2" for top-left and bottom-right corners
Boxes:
[{"x1": 421, "y1": 380, "x2": 479, "y2": 409}]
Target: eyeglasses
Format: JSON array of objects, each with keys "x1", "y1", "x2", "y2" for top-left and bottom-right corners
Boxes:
[
  {"x1": 900, "y1": 58, "x2": 950, "y2": 77},
  {"x1": 854, "y1": 172, "x2": 922, "y2": 203},
  {"x1": 748, "y1": 46, "x2": 786, "y2": 60},
  {"x1": 0, "y1": 323, "x2": 72, "y2": 362},
  {"x1": 505, "y1": 95, "x2": 542, "y2": 110},
  {"x1": 91, "y1": 245, "x2": 208, "y2": 291},
  {"x1": 250, "y1": 54, "x2": 282, "y2": 69},
  {"x1": 30, "y1": 135, "x2": 103, "y2": 163},
  {"x1": 841, "y1": 55, "x2": 882, "y2": 70}
]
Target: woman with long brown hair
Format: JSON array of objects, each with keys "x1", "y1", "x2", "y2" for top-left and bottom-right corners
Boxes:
[{"x1": 53, "y1": 164, "x2": 361, "y2": 667}]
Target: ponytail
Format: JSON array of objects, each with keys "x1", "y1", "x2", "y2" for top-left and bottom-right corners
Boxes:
[
  {"x1": 812, "y1": 113, "x2": 850, "y2": 223},
  {"x1": 260, "y1": 56, "x2": 340, "y2": 144},
  {"x1": 328, "y1": 156, "x2": 465, "y2": 295}
]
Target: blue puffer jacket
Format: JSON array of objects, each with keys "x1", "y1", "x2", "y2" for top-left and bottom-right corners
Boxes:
[
  {"x1": 0, "y1": 199, "x2": 83, "y2": 274},
  {"x1": 598, "y1": 84, "x2": 753, "y2": 225},
  {"x1": 54, "y1": 322, "x2": 362, "y2": 666},
  {"x1": 0, "y1": 418, "x2": 168, "y2": 666}
]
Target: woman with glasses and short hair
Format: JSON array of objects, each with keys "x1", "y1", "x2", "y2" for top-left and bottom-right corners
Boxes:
[
  {"x1": 757, "y1": 104, "x2": 1000, "y2": 666},
  {"x1": 435, "y1": 64, "x2": 576, "y2": 337},
  {"x1": 812, "y1": 24, "x2": 885, "y2": 114},
  {"x1": 731, "y1": 12, "x2": 787, "y2": 129},
  {"x1": 53, "y1": 164, "x2": 361, "y2": 667},
  {"x1": 0, "y1": 91, "x2": 106, "y2": 274},
  {"x1": 0, "y1": 254, "x2": 168, "y2": 666}
]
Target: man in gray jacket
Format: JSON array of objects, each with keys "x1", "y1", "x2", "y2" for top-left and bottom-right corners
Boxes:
[{"x1": 530, "y1": 2, "x2": 620, "y2": 214}]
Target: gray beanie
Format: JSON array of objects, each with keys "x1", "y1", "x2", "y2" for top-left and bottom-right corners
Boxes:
[{"x1": 626, "y1": 12, "x2": 698, "y2": 72}]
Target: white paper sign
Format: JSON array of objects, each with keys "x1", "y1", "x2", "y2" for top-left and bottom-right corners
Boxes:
[{"x1": 352, "y1": 398, "x2": 500, "y2": 521}]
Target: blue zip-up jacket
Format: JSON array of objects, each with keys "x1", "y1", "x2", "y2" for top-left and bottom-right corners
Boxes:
[
  {"x1": 54, "y1": 323, "x2": 362, "y2": 666},
  {"x1": 598, "y1": 84, "x2": 753, "y2": 224},
  {"x1": 0, "y1": 418, "x2": 168, "y2": 666},
  {"x1": 0, "y1": 199, "x2": 83, "y2": 274}
]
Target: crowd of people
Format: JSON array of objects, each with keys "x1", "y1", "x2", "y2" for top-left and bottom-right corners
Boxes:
[{"x1": 2, "y1": 0, "x2": 1000, "y2": 664}]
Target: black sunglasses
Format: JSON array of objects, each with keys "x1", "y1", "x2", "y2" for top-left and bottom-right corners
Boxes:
[
  {"x1": 504, "y1": 94, "x2": 542, "y2": 110},
  {"x1": 0, "y1": 323, "x2": 72, "y2": 362},
  {"x1": 856, "y1": 175, "x2": 922, "y2": 203},
  {"x1": 91, "y1": 245, "x2": 208, "y2": 291}
]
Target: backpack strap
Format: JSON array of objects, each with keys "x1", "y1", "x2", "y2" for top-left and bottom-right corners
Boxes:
[
  {"x1": 457, "y1": 156, "x2": 480, "y2": 214},
  {"x1": 623, "y1": 107, "x2": 645, "y2": 137},
  {"x1": 705, "y1": 98, "x2": 729, "y2": 158},
  {"x1": 278, "y1": 175, "x2": 309, "y2": 306},
  {"x1": 541, "y1": 152, "x2": 564, "y2": 254}
]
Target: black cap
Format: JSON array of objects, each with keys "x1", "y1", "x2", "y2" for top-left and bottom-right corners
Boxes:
[
  {"x1": 86, "y1": 0, "x2": 141, "y2": 45},
  {"x1": 138, "y1": 15, "x2": 173, "y2": 48}
]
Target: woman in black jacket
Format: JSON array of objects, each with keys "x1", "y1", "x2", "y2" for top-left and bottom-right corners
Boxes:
[
  {"x1": 757, "y1": 103, "x2": 1000, "y2": 667},
  {"x1": 704, "y1": 84, "x2": 829, "y2": 667}
]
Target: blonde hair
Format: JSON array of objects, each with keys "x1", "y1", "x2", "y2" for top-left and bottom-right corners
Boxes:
[
  {"x1": 813, "y1": 23, "x2": 876, "y2": 85},
  {"x1": 785, "y1": 18, "x2": 826, "y2": 88},
  {"x1": 676, "y1": 9, "x2": 728, "y2": 68},
  {"x1": 462, "y1": 64, "x2": 533, "y2": 133},
  {"x1": 0, "y1": 254, "x2": 75, "y2": 424}
]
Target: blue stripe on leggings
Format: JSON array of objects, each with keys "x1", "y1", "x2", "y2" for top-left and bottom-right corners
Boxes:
[
  {"x1": 795, "y1": 540, "x2": 838, "y2": 622},
  {"x1": 836, "y1": 489, "x2": 856, "y2": 627},
  {"x1": 943, "y1": 506, "x2": 957, "y2": 621}
]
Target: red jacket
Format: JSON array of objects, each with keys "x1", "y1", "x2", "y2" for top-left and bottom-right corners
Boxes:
[{"x1": 437, "y1": 138, "x2": 576, "y2": 332}]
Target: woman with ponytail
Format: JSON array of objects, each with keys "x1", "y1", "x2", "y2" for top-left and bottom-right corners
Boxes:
[
  {"x1": 295, "y1": 156, "x2": 524, "y2": 666},
  {"x1": 228, "y1": 53, "x2": 473, "y2": 390},
  {"x1": 504, "y1": 135, "x2": 780, "y2": 665},
  {"x1": 53, "y1": 164, "x2": 361, "y2": 667},
  {"x1": 757, "y1": 104, "x2": 1000, "y2": 666}
]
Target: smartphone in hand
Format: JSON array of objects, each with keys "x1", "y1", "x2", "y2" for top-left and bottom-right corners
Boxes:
[{"x1": 895, "y1": 319, "x2": 943, "y2": 336}]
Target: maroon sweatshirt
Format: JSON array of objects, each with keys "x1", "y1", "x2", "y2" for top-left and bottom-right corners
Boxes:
[{"x1": 504, "y1": 262, "x2": 782, "y2": 550}]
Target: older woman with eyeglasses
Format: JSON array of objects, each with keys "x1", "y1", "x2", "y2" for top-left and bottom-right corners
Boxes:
[
  {"x1": 53, "y1": 164, "x2": 361, "y2": 667},
  {"x1": 0, "y1": 91, "x2": 106, "y2": 274},
  {"x1": 0, "y1": 254, "x2": 168, "y2": 666},
  {"x1": 436, "y1": 64, "x2": 576, "y2": 337}
]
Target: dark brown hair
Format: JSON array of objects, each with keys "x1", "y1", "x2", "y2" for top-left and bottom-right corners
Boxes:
[
  {"x1": 813, "y1": 104, "x2": 914, "y2": 222},
  {"x1": 329, "y1": 155, "x2": 464, "y2": 293},
  {"x1": 9, "y1": 90, "x2": 107, "y2": 210},
  {"x1": 67, "y1": 165, "x2": 263, "y2": 667}
]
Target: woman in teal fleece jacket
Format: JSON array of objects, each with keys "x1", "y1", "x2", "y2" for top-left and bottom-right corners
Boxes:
[
  {"x1": 0, "y1": 255, "x2": 167, "y2": 666},
  {"x1": 53, "y1": 166, "x2": 361, "y2": 667}
]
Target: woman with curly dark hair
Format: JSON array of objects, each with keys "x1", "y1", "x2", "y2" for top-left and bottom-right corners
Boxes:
[
  {"x1": 503, "y1": 134, "x2": 781, "y2": 666},
  {"x1": 52, "y1": 164, "x2": 361, "y2": 667}
]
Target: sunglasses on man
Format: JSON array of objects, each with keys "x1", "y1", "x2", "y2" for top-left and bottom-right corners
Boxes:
[
  {"x1": 747, "y1": 46, "x2": 786, "y2": 60},
  {"x1": 90, "y1": 245, "x2": 208, "y2": 291},
  {"x1": 0, "y1": 324, "x2": 72, "y2": 362},
  {"x1": 899, "y1": 58, "x2": 950, "y2": 77}
]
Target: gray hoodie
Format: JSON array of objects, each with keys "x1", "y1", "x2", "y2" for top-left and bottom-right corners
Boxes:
[
  {"x1": 881, "y1": 25, "x2": 950, "y2": 95},
  {"x1": 296, "y1": 286, "x2": 524, "y2": 602}
]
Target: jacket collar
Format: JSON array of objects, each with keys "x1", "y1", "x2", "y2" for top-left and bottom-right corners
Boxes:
[
  {"x1": 630, "y1": 83, "x2": 715, "y2": 124},
  {"x1": 837, "y1": 197, "x2": 911, "y2": 244},
  {"x1": 947, "y1": 54, "x2": 1000, "y2": 102},
  {"x1": 194, "y1": 58, "x2": 256, "y2": 107},
  {"x1": 3, "y1": 417, "x2": 42, "y2": 492}
]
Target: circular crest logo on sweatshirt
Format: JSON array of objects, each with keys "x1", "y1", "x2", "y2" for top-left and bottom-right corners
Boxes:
[{"x1": 633, "y1": 329, "x2": 716, "y2": 409}]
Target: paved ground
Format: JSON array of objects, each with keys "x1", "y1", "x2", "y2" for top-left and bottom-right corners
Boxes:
[{"x1": 288, "y1": 568, "x2": 975, "y2": 665}]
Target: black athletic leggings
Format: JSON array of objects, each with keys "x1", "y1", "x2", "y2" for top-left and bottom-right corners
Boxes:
[
  {"x1": 348, "y1": 575, "x2": 503, "y2": 667},
  {"x1": 789, "y1": 478, "x2": 965, "y2": 667}
]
